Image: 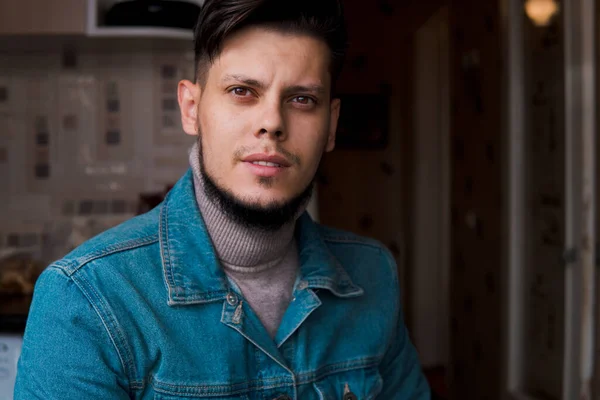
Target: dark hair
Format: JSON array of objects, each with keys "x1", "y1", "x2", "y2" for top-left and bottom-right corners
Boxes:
[{"x1": 193, "y1": 0, "x2": 347, "y2": 92}]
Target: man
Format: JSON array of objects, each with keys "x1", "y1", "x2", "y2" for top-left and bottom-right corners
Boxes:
[{"x1": 15, "y1": 0, "x2": 430, "y2": 398}]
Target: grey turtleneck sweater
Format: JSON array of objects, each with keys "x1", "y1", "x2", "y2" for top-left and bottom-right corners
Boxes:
[{"x1": 189, "y1": 144, "x2": 300, "y2": 338}]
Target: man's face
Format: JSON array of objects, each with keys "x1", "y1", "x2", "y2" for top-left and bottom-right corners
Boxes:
[{"x1": 179, "y1": 27, "x2": 340, "y2": 210}]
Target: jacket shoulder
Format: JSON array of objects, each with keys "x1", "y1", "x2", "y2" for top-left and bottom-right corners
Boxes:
[
  {"x1": 317, "y1": 224, "x2": 398, "y2": 274},
  {"x1": 317, "y1": 224, "x2": 391, "y2": 254},
  {"x1": 54, "y1": 206, "x2": 161, "y2": 276}
]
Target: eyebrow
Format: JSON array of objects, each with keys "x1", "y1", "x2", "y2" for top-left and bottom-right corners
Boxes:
[
  {"x1": 222, "y1": 74, "x2": 266, "y2": 90},
  {"x1": 283, "y1": 85, "x2": 326, "y2": 97},
  {"x1": 222, "y1": 74, "x2": 326, "y2": 96}
]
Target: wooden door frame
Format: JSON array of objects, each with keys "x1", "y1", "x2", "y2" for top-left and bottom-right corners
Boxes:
[{"x1": 502, "y1": 0, "x2": 597, "y2": 398}]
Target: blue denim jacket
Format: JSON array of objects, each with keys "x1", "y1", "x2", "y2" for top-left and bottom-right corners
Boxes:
[{"x1": 15, "y1": 170, "x2": 430, "y2": 400}]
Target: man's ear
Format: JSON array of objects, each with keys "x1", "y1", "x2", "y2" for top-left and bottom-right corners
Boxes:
[
  {"x1": 326, "y1": 98, "x2": 341, "y2": 152},
  {"x1": 178, "y1": 80, "x2": 201, "y2": 136}
]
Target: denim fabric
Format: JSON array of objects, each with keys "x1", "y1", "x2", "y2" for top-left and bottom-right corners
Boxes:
[{"x1": 14, "y1": 170, "x2": 430, "y2": 400}]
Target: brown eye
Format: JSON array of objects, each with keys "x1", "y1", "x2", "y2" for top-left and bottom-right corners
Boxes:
[
  {"x1": 293, "y1": 96, "x2": 315, "y2": 105},
  {"x1": 232, "y1": 87, "x2": 250, "y2": 96}
]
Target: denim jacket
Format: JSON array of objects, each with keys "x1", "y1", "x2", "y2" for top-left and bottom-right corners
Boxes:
[{"x1": 15, "y1": 170, "x2": 430, "y2": 400}]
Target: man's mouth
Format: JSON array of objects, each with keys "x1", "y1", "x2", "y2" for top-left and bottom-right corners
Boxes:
[
  {"x1": 242, "y1": 153, "x2": 292, "y2": 167},
  {"x1": 249, "y1": 161, "x2": 283, "y2": 167},
  {"x1": 241, "y1": 153, "x2": 293, "y2": 177}
]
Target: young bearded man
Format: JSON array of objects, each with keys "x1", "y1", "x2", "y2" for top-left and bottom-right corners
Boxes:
[{"x1": 14, "y1": 0, "x2": 430, "y2": 398}]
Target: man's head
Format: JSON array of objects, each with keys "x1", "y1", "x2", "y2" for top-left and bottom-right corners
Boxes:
[{"x1": 178, "y1": 0, "x2": 347, "y2": 230}]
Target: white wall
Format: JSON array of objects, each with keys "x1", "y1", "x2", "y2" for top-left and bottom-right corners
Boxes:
[{"x1": 0, "y1": 47, "x2": 195, "y2": 260}]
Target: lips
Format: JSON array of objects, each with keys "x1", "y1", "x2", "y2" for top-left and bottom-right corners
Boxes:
[
  {"x1": 242, "y1": 154, "x2": 292, "y2": 168},
  {"x1": 241, "y1": 153, "x2": 292, "y2": 178}
]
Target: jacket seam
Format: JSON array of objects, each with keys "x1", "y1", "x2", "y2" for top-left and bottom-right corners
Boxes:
[
  {"x1": 160, "y1": 196, "x2": 176, "y2": 300},
  {"x1": 69, "y1": 272, "x2": 142, "y2": 394},
  {"x1": 296, "y1": 355, "x2": 383, "y2": 384},
  {"x1": 150, "y1": 375, "x2": 294, "y2": 395},
  {"x1": 55, "y1": 234, "x2": 159, "y2": 276},
  {"x1": 304, "y1": 277, "x2": 363, "y2": 297},
  {"x1": 321, "y1": 237, "x2": 384, "y2": 250},
  {"x1": 169, "y1": 289, "x2": 229, "y2": 303}
]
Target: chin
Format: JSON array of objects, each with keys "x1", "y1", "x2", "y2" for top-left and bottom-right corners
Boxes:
[
  {"x1": 238, "y1": 193, "x2": 291, "y2": 209},
  {"x1": 232, "y1": 183, "x2": 289, "y2": 202}
]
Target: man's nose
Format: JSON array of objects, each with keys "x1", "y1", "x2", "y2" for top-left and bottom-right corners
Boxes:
[{"x1": 254, "y1": 99, "x2": 287, "y2": 141}]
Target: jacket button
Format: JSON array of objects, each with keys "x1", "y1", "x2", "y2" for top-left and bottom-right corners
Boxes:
[{"x1": 226, "y1": 292, "x2": 238, "y2": 306}]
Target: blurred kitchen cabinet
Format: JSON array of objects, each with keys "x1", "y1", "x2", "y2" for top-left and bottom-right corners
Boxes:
[
  {"x1": 0, "y1": 0, "x2": 87, "y2": 35},
  {"x1": 0, "y1": 0, "x2": 197, "y2": 40}
]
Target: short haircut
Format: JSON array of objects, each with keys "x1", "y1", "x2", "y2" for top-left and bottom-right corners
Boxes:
[{"x1": 193, "y1": 0, "x2": 348, "y2": 94}]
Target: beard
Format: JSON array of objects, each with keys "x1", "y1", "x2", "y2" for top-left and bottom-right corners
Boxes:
[{"x1": 197, "y1": 139, "x2": 314, "y2": 232}]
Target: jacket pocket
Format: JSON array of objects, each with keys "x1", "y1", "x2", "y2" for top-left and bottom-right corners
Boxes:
[
  {"x1": 151, "y1": 377, "x2": 251, "y2": 400},
  {"x1": 313, "y1": 367, "x2": 383, "y2": 400},
  {"x1": 154, "y1": 393, "x2": 250, "y2": 400}
]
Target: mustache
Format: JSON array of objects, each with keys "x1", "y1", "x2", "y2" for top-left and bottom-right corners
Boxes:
[
  {"x1": 194, "y1": 125, "x2": 302, "y2": 166},
  {"x1": 233, "y1": 145, "x2": 301, "y2": 166}
]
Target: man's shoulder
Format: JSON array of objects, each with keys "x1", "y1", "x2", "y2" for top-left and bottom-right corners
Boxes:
[
  {"x1": 317, "y1": 224, "x2": 388, "y2": 250},
  {"x1": 53, "y1": 205, "x2": 162, "y2": 276},
  {"x1": 316, "y1": 223, "x2": 398, "y2": 278}
]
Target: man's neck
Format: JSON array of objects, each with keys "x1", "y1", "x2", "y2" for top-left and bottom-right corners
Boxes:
[{"x1": 189, "y1": 143, "x2": 297, "y2": 270}]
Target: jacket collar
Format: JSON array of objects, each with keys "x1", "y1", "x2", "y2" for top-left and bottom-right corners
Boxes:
[
  {"x1": 159, "y1": 170, "x2": 363, "y2": 306},
  {"x1": 294, "y1": 213, "x2": 364, "y2": 298}
]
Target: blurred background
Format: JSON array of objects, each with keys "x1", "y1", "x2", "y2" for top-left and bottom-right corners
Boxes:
[{"x1": 0, "y1": 0, "x2": 598, "y2": 399}]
